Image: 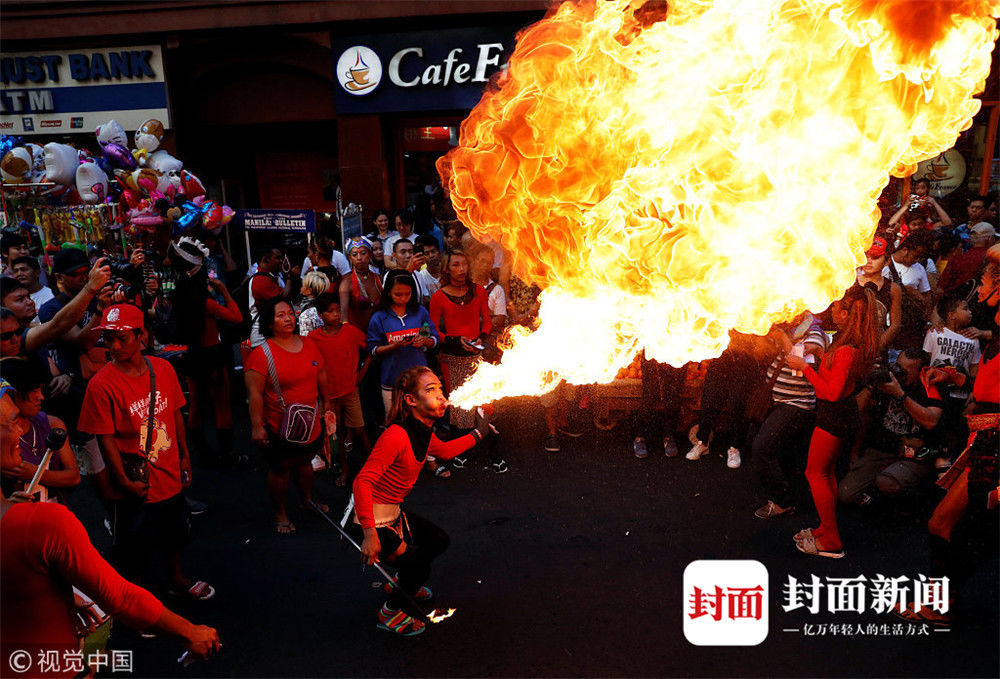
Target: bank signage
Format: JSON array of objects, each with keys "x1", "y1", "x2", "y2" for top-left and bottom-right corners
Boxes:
[
  {"x1": 330, "y1": 26, "x2": 520, "y2": 113},
  {"x1": 236, "y1": 209, "x2": 316, "y2": 233},
  {"x1": 0, "y1": 46, "x2": 170, "y2": 136}
]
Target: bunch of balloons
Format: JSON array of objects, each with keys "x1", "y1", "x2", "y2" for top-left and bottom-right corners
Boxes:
[{"x1": 0, "y1": 119, "x2": 233, "y2": 236}]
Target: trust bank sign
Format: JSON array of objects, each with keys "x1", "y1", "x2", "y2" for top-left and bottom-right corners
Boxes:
[{"x1": 330, "y1": 26, "x2": 520, "y2": 114}]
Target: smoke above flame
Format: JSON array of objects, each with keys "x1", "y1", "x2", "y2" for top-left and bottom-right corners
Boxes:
[{"x1": 438, "y1": 0, "x2": 1000, "y2": 407}]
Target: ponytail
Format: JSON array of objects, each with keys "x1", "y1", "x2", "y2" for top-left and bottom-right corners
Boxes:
[{"x1": 386, "y1": 365, "x2": 435, "y2": 426}]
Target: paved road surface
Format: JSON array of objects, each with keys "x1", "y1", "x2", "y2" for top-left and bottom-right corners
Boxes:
[{"x1": 67, "y1": 400, "x2": 998, "y2": 677}]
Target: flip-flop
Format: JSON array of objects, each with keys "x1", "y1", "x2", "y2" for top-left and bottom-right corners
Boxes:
[
  {"x1": 276, "y1": 520, "x2": 296, "y2": 535},
  {"x1": 795, "y1": 535, "x2": 844, "y2": 559},
  {"x1": 433, "y1": 466, "x2": 451, "y2": 478}
]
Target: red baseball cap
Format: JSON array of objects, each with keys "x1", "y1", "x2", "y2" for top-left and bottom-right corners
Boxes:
[
  {"x1": 866, "y1": 237, "x2": 888, "y2": 258},
  {"x1": 95, "y1": 304, "x2": 144, "y2": 332}
]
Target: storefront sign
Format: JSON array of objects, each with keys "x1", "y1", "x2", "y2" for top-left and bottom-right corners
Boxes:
[
  {"x1": 0, "y1": 46, "x2": 170, "y2": 136},
  {"x1": 330, "y1": 26, "x2": 521, "y2": 114},
  {"x1": 914, "y1": 149, "x2": 966, "y2": 198},
  {"x1": 237, "y1": 209, "x2": 316, "y2": 233}
]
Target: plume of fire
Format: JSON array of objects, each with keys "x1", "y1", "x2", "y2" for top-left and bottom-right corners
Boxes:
[{"x1": 438, "y1": 0, "x2": 1000, "y2": 408}]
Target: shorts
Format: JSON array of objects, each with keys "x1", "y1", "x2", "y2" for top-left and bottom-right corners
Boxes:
[
  {"x1": 111, "y1": 493, "x2": 190, "y2": 578},
  {"x1": 331, "y1": 389, "x2": 365, "y2": 429},
  {"x1": 262, "y1": 433, "x2": 321, "y2": 470}
]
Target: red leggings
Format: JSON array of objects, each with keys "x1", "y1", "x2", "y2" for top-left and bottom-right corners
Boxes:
[{"x1": 804, "y1": 427, "x2": 846, "y2": 550}]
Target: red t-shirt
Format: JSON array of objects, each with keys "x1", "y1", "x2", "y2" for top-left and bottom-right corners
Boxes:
[
  {"x1": 246, "y1": 338, "x2": 325, "y2": 441},
  {"x1": 429, "y1": 285, "x2": 492, "y2": 340},
  {"x1": 308, "y1": 324, "x2": 366, "y2": 399},
  {"x1": 352, "y1": 424, "x2": 477, "y2": 529},
  {"x1": 1, "y1": 502, "x2": 163, "y2": 676},
  {"x1": 251, "y1": 273, "x2": 283, "y2": 306},
  {"x1": 201, "y1": 296, "x2": 243, "y2": 347},
  {"x1": 78, "y1": 357, "x2": 186, "y2": 503}
]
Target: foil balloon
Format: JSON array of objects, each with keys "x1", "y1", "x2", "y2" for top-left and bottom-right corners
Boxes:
[
  {"x1": 43, "y1": 143, "x2": 78, "y2": 186},
  {"x1": 27, "y1": 144, "x2": 45, "y2": 182},
  {"x1": 174, "y1": 201, "x2": 203, "y2": 232},
  {"x1": 102, "y1": 142, "x2": 137, "y2": 171},
  {"x1": 147, "y1": 150, "x2": 183, "y2": 190},
  {"x1": 199, "y1": 199, "x2": 234, "y2": 233},
  {"x1": 179, "y1": 169, "x2": 206, "y2": 198},
  {"x1": 95, "y1": 119, "x2": 128, "y2": 148},
  {"x1": 134, "y1": 119, "x2": 164, "y2": 154},
  {"x1": 1, "y1": 146, "x2": 33, "y2": 183},
  {"x1": 76, "y1": 162, "x2": 109, "y2": 204}
]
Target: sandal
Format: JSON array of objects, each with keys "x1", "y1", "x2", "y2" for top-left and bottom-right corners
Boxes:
[
  {"x1": 377, "y1": 604, "x2": 426, "y2": 636},
  {"x1": 276, "y1": 520, "x2": 296, "y2": 535},
  {"x1": 170, "y1": 581, "x2": 216, "y2": 601},
  {"x1": 383, "y1": 581, "x2": 433, "y2": 601},
  {"x1": 433, "y1": 466, "x2": 451, "y2": 478},
  {"x1": 795, "y1": 535, "x2": 844, "y2": 559},
  {"x1": 793, "y1": 527, "x2": 813, "y2": 542}
]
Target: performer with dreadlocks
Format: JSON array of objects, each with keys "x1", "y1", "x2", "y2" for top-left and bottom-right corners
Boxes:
[{"x1": 349, "y1": 365, "x2": 491, "y2": 636}]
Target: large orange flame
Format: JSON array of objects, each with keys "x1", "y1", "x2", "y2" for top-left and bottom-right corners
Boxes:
[{"x1": 438, "y1": 0, "x2": 1000, "y2": 407}]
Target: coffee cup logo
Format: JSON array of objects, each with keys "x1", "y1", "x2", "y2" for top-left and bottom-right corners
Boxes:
[{"x1": 337, "y1": 46, "x2": 382, "y2": 96}]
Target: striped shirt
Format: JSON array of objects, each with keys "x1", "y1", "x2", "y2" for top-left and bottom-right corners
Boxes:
[{"x1": 767, "y1": 324, "x2": 829, "y2": 410}]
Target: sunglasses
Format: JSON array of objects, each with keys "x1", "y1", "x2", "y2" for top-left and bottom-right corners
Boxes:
[{"x1": 1, "y1": 330, "x2": 18, "y2": 342}]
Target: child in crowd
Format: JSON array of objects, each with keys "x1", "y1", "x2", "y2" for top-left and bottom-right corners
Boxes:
[{"x1": 308, "y1": 294, "x2": 372, "y2": 486}]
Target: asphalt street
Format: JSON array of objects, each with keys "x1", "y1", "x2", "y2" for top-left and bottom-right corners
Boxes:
[{"x1": 67, "y1": 399, "x2": 999, "y2": 678}]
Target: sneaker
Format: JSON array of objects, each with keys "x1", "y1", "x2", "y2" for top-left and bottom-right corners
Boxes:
[
  {"x1": 686, "y1": 441, "x2": 709, "y2": 460},
  {"x1": 451, "y1": 456, "x2": 468, "y2": 469},
  {"x1": 557, "y1": 425, "x2": 583, "y2": 438},
  {"x1": 754, "y1": 501, "x2": 795, "y2": 519},
  {"x1": 376, "y1": 603, "x2": 426, "y2": 636},
  {"x1": 663, "y1": 437, "x2": 678, "y2": 457},
  {"x1": 726, "y1": 447, "x2": 742, "y2": 468},
  {"x1": 544, "y1": 435, "x2": 560, "y2": 453},
  {"x1": 185, "y1": 496, "x2": 208, "y2": 516},
  {"x1": 633, "y1": 437, "x2": 649, "y2": 459},
  {"x1": 489, "y1": 460, "x2": 509, "y2": 474}
]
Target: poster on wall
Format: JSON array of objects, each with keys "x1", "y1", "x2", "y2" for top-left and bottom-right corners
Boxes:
[{"x1": 0, "y1": 46, "x2": 170, "y2": 135}]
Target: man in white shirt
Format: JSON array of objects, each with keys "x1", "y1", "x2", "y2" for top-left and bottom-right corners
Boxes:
[
  {"x1": 10, "y1": 256, "x2": 54, "y2": 320},
  {"x1": 883, "y1": 231, "x2": 933, "y2": 297},
  {"x1": 412, "y1": 235, "x2": 442, "y2": 306},
  {"x1": 382, "y1": 210, "x2": 416, "y2": 269}
]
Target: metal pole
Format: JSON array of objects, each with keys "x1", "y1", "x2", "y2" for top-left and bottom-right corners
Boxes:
[{"x1": 307, "y1": 500, "x2": 435, "y2": 623}]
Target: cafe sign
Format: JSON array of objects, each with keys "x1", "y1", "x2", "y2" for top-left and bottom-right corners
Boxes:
[{"x1": 330, "y1": 26, "x2": 522, "y2": 114}]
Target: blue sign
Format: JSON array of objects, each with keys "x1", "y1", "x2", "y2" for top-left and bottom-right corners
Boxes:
[
  {"x1": 0, "y1": 46, "x2": 170, "y2": 136},
  {"x1": 237, "y1": 209, "x2": 316, "y2": 233},
  {"x1": 330, "y1": 26, "x2": 522, "y2": 114}
]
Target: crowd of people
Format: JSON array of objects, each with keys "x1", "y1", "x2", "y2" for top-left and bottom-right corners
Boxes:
[{"x1": 0, "y1": 185, "x2": 997, "y2": 652}]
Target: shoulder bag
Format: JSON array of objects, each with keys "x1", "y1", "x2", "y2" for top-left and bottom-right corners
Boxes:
[{"x1": 261, "y1": 341, "x2": 317, "y2": 444}]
